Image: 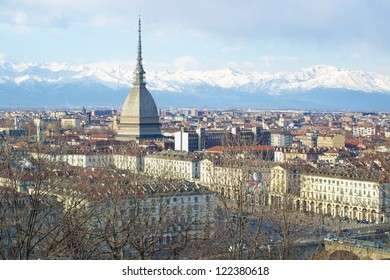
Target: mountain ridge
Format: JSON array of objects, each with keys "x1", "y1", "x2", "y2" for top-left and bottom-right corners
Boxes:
[{"x1": 1, "y1": 60, "x2": 390, "y2": 110}]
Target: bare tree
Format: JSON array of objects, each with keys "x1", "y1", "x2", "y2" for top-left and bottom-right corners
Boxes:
[{"x1": 200, "y1": 131, "x2": 323, "y2": 260}]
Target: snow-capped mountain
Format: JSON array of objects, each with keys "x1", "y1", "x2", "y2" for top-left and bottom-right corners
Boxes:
[
  {"x1": 1, "y1": 60, "x2": 390, "y2": 109},
  {"x1": 149, "y1": 65, "x2": 390, "y2": 94}
]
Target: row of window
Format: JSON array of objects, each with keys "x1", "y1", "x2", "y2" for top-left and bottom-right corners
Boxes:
[
  {"x1": 306, "y1": 177, "x2": 375, "y2": 189},
  {"x1": 306, "y1": 184, "x2": 377, "y2": 196}
]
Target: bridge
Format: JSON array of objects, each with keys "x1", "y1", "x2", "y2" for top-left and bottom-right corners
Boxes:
[{"x1": 324, "y1": 240, "x2": 390, "y2": 260}]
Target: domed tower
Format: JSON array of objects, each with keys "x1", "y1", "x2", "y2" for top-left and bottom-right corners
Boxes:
[{"x1": 117, "y1": 18, "x2": 161, "y2": 140}]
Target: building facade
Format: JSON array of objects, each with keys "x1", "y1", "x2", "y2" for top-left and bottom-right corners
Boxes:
[
  {"x1": 174, "y1": 128, "x2": 205, "y2": 152},
  {"x1": 270, "y1": 130, "x2": 293, "y2": 147},
  {"x1": 300, "y1": 170, "x2": 389, "y2": 223},
  {"x1": 144, "y1": 151, "x2": 202, "y2": 181},
  {"x1": 353, "y1": 125, "x2": 378, "y2": 137},
  {"x1": 317, "y1": 134, "x2": 345, "y2": 148}
]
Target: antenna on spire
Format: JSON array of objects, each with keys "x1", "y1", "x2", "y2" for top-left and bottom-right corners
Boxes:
[
  {"x1": 134, "y1": 16, "x2": 145, "y2": 85},
  {"x1": 138, "y1": 16, "x2": 142, "y2": 64}
]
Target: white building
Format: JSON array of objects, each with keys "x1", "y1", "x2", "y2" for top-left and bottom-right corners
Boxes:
[
  {"x1": 144, "y1": 150, "x2": 202, "y2": 181},
  {"x1": 300, "y1": 169, "x2": 390, "y2": 223},
  {"x1": 61, "y1": 118, "x2": 81, "y2": 129},
  {"x1": 174, "y1": 128, "x2": 204, "y2": 152},
  {"x1": 113, "y1": 154, "x2": 143, "y2": 173},
  {"x1": 270, "y1": 131, "x2": 293, "y2": 147},
  {"x1": 353, "y1": 125, "x2": 377, "y2": 137},
  {"x1": 29, "y1": 147, "x2": 114, "y2": 168}
]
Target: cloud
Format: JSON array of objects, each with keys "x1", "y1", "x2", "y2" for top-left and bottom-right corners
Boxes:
[
  {"x1": 258, "y1": 56, "x2": 300, "y2": 68},
  {"x1": 1, "y1": 0, "x2": 389, "y2": 48},
  {"x1": 12, "y1": 11, "x2": 28, "y2": 25},
  {"x1": 227, "y1": 60, "x2": 257, "y2": 71},
  {"x1": 3, "y1": 10, "x2": 32, "y2": 31},
  {"x1": 0, "y1": 52, "x2": 5, "y2": 61},
  {"x1": 221, "y1": 44, "x2": 242, "y2": 53},
  {"x1": 0, "y1": 0, "x2": 389, "y2": 74},
  {"x1": 42, "y1": 13, "x2": 69, "y2": 28},
  {"x1": 173, "y1": 56, "x2": 199, "y2": 70}
]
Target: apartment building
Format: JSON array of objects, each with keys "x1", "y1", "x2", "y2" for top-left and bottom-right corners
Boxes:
[
  {"x1": 300, "y1": 168, "x2": 389, "y2": 223},
  {"x1": 270, "y1": 130, "x2": 293, "y2": 147},
  {"x1": 317, "y1": 134, "x2": 345, "y2": 148},
  {"x1": 144, "y1": 150, "x2": 202, "y2": 181},
  {"x1": 353, "y1": 125, "x2": 378, "y2": 137}
]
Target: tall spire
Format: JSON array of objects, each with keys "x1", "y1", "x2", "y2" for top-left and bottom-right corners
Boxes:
[{"x1": 134, "y1": 16, "x2": 145, "y2": 85}]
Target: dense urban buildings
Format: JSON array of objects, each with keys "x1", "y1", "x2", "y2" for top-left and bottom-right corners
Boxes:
[
  {"x1": 1, "y1": 20, "x2": 390, "y2": 261},
  {"x1": 2, "y1": 106, "x2": 390, "y2": 260}
]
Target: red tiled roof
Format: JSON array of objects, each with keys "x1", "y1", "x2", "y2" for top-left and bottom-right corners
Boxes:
[{"x1": 12, "y1": 141, "x2": 26, "y2": 148}]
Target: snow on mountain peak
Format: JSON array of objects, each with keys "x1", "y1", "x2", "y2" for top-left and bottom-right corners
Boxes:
[{"x1": 0, "y1": 60, "x2": 390, "y2": 94}]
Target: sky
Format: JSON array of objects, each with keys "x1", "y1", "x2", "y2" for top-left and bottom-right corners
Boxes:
[{"x1": 1, "y1": 0, "x2": 390, "y2": 75}]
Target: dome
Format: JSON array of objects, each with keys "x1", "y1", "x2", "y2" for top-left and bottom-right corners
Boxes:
[{"x1": 120, "y1": 84, "x2": 159, "y2": 120}]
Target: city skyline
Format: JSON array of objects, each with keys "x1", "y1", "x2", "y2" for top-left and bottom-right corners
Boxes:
[
  {"x1": 1, "y1": 0, "x2": 390, "y2": 269},
  {"x1": 1, "y1": 0, "x2": 390, "y2": 75}
]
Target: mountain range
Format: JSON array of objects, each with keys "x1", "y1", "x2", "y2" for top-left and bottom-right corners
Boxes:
[{"x1": 1, "y1": 60, "x2": 390, "y2": 110}]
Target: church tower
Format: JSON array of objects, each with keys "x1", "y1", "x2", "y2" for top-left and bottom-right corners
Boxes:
[{"x1": 117, "y1": 18, "x2": 162, "y2": 140}]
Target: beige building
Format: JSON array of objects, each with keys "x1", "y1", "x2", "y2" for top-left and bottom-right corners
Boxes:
[
  {"x1": 0, "y1": 171, "x2": 33, "y2": 193},
  {"x1": 317, "y1": 134, "x2": 345, "y2": 148},
  {"x1": 200, "y1": 158, "x2": 271, "y2": 201},
  {"x1": 295, "y1": 134, "x2": 317, "y2": 148},
  {"x1": 274, "y1": 147, "x2": 318, "y2": 163},
  {"x1": 61, "y1": 118, "x2": 81, "y2": 129},
  {"x1": 318, "y1": 151, "x2": 339, "y2": 164},
  {"x1": 266, "y1": 164, "x2": 304, "y2": 209},
  {"x1": 200, "y1": 158, "x2": 245, "y2": 199}
]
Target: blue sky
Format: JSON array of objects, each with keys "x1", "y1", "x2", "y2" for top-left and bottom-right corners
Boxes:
[{"x1": 1, "y1": 0, "x2": 390, "y2": 74}]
